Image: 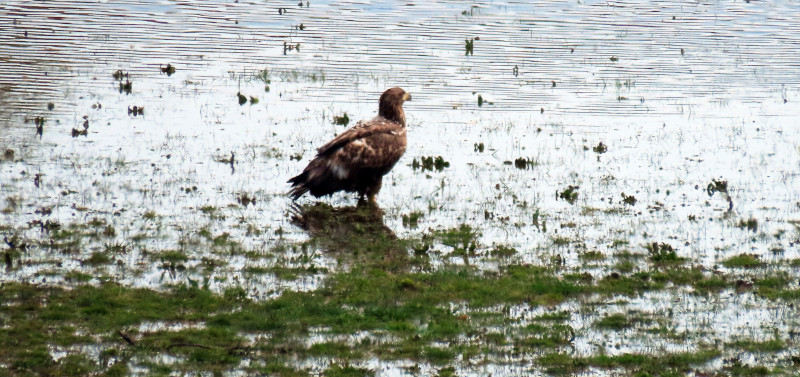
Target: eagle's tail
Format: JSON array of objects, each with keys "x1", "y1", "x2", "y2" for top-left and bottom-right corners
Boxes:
[
  {"x1": 287, "y1": 171, "x2": 313, "y2": 200},
  {"x1": 287, "y1": 158, "x2": 341, "y2": 200},
  {"x1": 287, "y1": 181, "x2": 310, "y2": 200}
]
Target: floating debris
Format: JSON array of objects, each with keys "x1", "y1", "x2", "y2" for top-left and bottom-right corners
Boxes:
[
  {"x1": 512, "y1": 65, "x2": 518, "y2": 77},
  {"x1": 257, "y1": 68, "x2": 271, "y2": 84},
  {"x1": 609, "y1": 56, "x2": 619, "y2": 62},
  {"x1": 113, "y1": 69, "x2": 133, "y2": 94},
  {"x1": 47, "y1": 102, "x2": 54, "y2": 110},
  {"x1": 71, "y1": 116, "x2": 89, "y2": 137},
  {"x1": 237, "y1": 92, "x2": 247, "y2": 105},
  {"x1": 412, "y1": 156, "x2": 450, "y2": 171},
  {"x1": 160, "y1": 63, "x2": 176, "y2": 76},
  {"x1": 461, "y1": 6, "x2": 478, "y2": 16},
  {"x1": 237, "y1": 192, "x2": 257, "y2": 207},
  {"x1": 465, "y1": 38, "x2": 475, "y2": 55},
  {"x1": 333, "y1": 113, "x2": 349, "y2": 126},
  {"x1": 212, "y1": 151, "x2": 236, "y2": 174},
  {"x1": 127, "y1": 106, "x2": 144, "y2": 116},
  {"x1": 401, "y1": 211, "x2": 423, "y2": 228},
  {"x1": 707, "y1": 179, "x2": 728, "y2": 196},
  {"x1": 558, "y1": 185, "x2": 579, "y2": 204},
  {"x1": 119, "y1": 79, "x2": 132, "y2": 94},
  {"x1": 646, "y1": 242, "x2": 681, "y2": 264},
  {"x1": 249, "y1": 96, "x2": 259, "y2": 104},
  {"x1": 112, "y1": 70, "x2": 129, "y2": 80},
  {"x1": 71, "y1": 127, "x2": 88, "y2": 137},
  {"x1": 283, "y1": 41, "x2": 301, "y2": 54},
  {"x1": 706, "y1": 178, "x2": 734, "y2": 211},
  {"x1": 592, "y1": 142, "x2": 607, "y2": 154},
  {"x1": 473, "y1": 142, "x2": 484, "y2": 153},
  {"x1": 737, "y1": 218, "x2": 758, "y2": 232},
  {"x1": 34, "y1": 116, "x2": 45, "y2": 137},
  {"x1": 514, "y1": 157, "x2": 536, "y2": 169},
  {"x1": 475, "y1": 93, "x2": 493, "y2": 106},
  {"x1": 3, "y1": 149, "x2": 13, "y2": 160},
  {"x1": 621, "y1": 193, "x2": 637, "y2": 205}
]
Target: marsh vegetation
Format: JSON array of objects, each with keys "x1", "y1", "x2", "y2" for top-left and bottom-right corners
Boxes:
[{"x1": 1, "y1": 0, "x2": 799, "y2": 375}]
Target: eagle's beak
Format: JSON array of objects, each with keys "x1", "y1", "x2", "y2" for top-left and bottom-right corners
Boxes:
[{"x1": 403, "y1": 92, "x2": 412, "y2": 101}]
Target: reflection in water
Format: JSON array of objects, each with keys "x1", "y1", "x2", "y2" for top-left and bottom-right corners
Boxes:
[
  {"x1": 290, "y1": 201, "x2": 395, "y2": 247},
  {"x1": 290, "y1": 202, "x2": 413, "y2": 270}
]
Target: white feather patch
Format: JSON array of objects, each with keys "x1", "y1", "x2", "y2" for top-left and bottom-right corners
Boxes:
[{"x1": 331, "y1": 162, "x2": 349, "y2": 179}]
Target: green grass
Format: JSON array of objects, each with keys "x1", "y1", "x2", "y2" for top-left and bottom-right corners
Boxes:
[
  {"x1": 728, "y1": 336, "x2": 784, "y2": 352},
  {"x1": 82, "y1": 251, "x2": 111, "y2": 266},
  {"x1": 646, "y1": 242, "x2": 683, "y2": 264},
  {"x1": 157, "y1": 250, "x2": 189, "y2": 263},
  {"x1": 722, "y1": 253, "x2": 763, "y2": 268},
  {"x1": 325, "y1": 364, "x2": 374, "y2": 377},
  {"x1": 539, "y1": 349, "x2": 720, "y2": 376},
  {"x1": 3, "y1": 203, "x2": 799, "y2": 375},
  {"x1": 594, "y1": 313, "x2": 633, "y2": 330}
]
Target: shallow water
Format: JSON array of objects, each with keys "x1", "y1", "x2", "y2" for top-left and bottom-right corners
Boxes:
[{"x1": 2, "y1": 0, "x2": 800, "y2": 375}]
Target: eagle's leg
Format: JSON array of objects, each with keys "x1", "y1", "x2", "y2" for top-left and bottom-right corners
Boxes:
[{"x1": 365, "y1": 177, "x2": 383, "y2": 205}]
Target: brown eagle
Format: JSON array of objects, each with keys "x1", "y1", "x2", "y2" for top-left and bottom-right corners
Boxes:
[{"x1": 288, "y1": 87, "x2": 412, "y2": 204}]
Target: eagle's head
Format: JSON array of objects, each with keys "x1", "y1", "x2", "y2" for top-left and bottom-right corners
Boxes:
[{"x1": 378, "y1": 87, "x2": 411, "y2": 126}]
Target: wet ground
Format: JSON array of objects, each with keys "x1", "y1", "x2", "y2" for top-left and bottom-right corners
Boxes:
[{"x1": 1, "y1": 0, "x2": 799, "y2": 376}]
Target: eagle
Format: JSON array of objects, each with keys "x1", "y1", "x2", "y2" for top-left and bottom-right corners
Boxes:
[{"x1": 288, "y1": 87, "x2": 412, "y2": 204}]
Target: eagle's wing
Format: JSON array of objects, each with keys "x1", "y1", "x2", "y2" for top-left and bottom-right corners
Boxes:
[
  {"x1": 331, "y1": 128, "x2": 406, "y2": 172},
  {"x1": 316, "y1": 118, "x2": 401, "y2": 158},
  {"x1": 288, "y1": 117, "x2": 406, "y2": 200}
]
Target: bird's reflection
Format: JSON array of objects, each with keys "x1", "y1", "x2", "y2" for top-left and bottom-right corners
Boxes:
[
  {"x1": 289, "y1": 202, "x2": 410, "y2": 269},
  {"x1": 290, "y1": 201, "x2": 395, "y2": 244}
]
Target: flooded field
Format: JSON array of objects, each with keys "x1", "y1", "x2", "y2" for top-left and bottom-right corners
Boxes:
[{"x1": 1, "y1": 0, "x2": 799, "y2": 375}]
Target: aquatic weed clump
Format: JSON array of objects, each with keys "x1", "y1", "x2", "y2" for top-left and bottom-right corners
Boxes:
[
  {"x1": 646, "y1": 242, "x2": 682, "y2": 264},
  {"x1": 557, "y1": 186, "x2": 579, "y2": 204},
  {"x1": 412, "y1": 156, "x2": 450, "y2": 172},
  {"x1": 333, "y1": 112, "x2": 350, "y2": 126}
]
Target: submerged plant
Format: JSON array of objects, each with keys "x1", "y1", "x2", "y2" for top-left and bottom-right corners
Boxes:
[
  {"x1": 592, "y1": 142, "x2": 607, "y2": 154},
  {"x1": 465, "y1": 38, "x2": 475, "y2": 55},
  {"x1": 412, "y1": 156, "x2": 450, "y2": 172},
  {"x1": 514, "y1": 157, "x2": 537, "y2": 170},
  {"x1": 333, "y1": 113, "x2": 350, "y2": 126},
  {"x1": 160, "y1": 63, "x2": 176, "y2": 76},
  {"x1": 646, "y1": 242, "x2": 682, "y2": 264},
  {"x1": 558, "y1": 186, "x2": 579, "y2": 204},
  {"x1": 621, "y1": 193, "x2": 637, "y2": 206}
]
